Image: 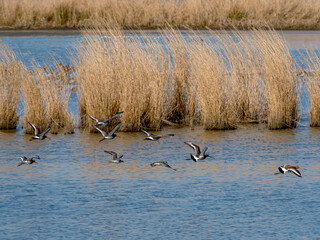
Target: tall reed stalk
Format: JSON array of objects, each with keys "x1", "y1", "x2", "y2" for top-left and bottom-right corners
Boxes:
[
  {"x1": 22, "y1": 63, "x2": 74, "y2": 134},
  {"x1": 303, "y1": 51, "x2": 320, "y2": 127},
  {"x1": 164, "y1": 29, "x2": 195, "y2": 125},
  {"x1": 254, "y1": 30, "x2": 298, "y2": 129},
  {"x1": 75, "y1": 28, "x2": 170, "y2": 131},
  {"x1": 189, "y1": 38, "x2": 238, "y2": 130},
  {"x1": 0, "y1": 44, "x2": 22, "y2": 129}
]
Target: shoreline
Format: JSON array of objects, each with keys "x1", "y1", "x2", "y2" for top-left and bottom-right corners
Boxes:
[{"x1": 1, "y1": 28, "x2": 320, "y2": 37}]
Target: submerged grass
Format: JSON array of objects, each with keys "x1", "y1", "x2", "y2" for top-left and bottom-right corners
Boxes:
[{"x1": 0, "y1": 0, "x2": 320, "y2": 30}]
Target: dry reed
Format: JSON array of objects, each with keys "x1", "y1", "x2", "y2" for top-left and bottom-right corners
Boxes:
[
  {"x1": 0, "y1": 0, "x2": 320, "y2": 30},
  {"x1": 74, "y1": 28, "x2": 170, "y2": 131},
  {"x1": 22, "y1": 63, "x2": 74, "y2": 134},
  {"x1": 0, "y1": 43, "x2": 23, "y2": 129},
  {"x1": 74, "y1": 26, "x2": 300, "y2": 131},
  {"x1": 303, "y1": 51, "x2": 320, "y2": 127},
  {"x1": 253, "y1": 30, "x2": 298, "y2": 129},
  {"x1": 188, "y1": 36, "x2": 239, "y2": 129}
]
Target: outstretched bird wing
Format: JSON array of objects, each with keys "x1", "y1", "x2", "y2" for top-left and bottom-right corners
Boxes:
[
  {"x1": 288, "y1": 169, "x2": 302, "y2": 177},
  {"x1": 108, "y1": 123, "x2": 121, "y2": 137},
  {"x1": 39, "y1": 127, "x2": 50, "y2": 138},
  {"x1": 89, "y1": 115, "x2": 101, "y2": 123},
  {"x1": 94, "y1": 126, "x2": 107, "y2": 137},
  {"x1": 142, "y1": 129, "x2": 151, "y2": 137},
  {"x1": 104, "y1": 150, "x2": 118, "y2": 159},
  {"x1": 102, "y1": 111, "x2": 123, "y2": 124},
  {"x1": 184, "y1": 142, "x2": 201, "y2": 156},
  {"x1": 28, "y1": 122, "x2": 39, "y2": 136}
]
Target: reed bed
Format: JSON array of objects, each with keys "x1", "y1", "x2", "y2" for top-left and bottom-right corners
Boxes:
[
  {"x1": 75, "y1": 28, "x2": 170, "y2": 131},
  {"x1": 75, "y1": 27, "x2": 300, "y2": 131},
  {"x1": 22, "y1": 63, "x2": 74, "y2": 134},
  {"x1": 253, "y1": 30, "x2": 298, "y2": 129},
  {"x1": 1, "y1": 26, "x2": 304, "y2": 132},
  {"x1": 303, "y1": 51, "x2": 320, "y2": 127},
  {"x1": 1, "y1": 0, "x2": 320, "y2": 30},
  {"x1": 188, "y1": 37, "x2": 239, "y2": 129},
  {"x1": 0, "y1": 43, "x2": 23, "y2": 129}
]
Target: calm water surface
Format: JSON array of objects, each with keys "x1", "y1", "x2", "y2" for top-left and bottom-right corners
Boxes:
[{"x1": 0, "y1": 31, "x2": 320, "y2": 239}]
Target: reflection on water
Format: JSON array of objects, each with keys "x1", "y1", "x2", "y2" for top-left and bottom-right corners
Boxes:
[{"x1": 1, "y1": 125, "x2": 320, "y2": 239}]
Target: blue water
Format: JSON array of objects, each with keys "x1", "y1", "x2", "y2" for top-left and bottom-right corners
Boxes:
[
  {"x1": 1, "y1": 125, "x2": 320, "y2": 239},
  {"x1": 0, "y1": 31, "x2": 320, "y2": 239}
]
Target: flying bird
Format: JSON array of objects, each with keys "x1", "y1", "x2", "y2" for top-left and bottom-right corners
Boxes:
[
  {"x1": 89, "y1": 112, "x2": 123, "y2": 126},
  {"x1": 104, "y1": 150, "x2": 124, "y2": 163},
  {"x1": 17, "y1": 156, "x2": 40, "y2": 167},
  {"x1": 142, "y1": 129, "x2": 174, "y2": 141},
  {"x1": 94, "y1": 123, "x2": 121, "y2": 142},
  {"x1": 28, "y1": 122, "x2": 50, "y2": 140},
  {"x1": 150, "y1": 161, "x2": 177, "y2": 171},
  {"x1": 274, "y1": 165, "x2": 303, "y2": 177},
  {"x1": 184, "y1": 142, "x2": 212, "y2": 162}
]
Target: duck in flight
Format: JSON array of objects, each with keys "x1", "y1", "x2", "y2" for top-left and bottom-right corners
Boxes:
[
  {"x1": 142, "y1": 129, "x2": 174, "y2": 141},
  {"x1": 94, "y1": 123, "x2": 121, "y2": 142},
  {"x1": 28, "y1": 122, "x2": 50, "y2": 140},
  {"x1": 274, "y1": 165, "x2": 303, "y2": 177},
  {"x1": 184, "y1": 142, "x2": 212, "y2": 162},
  {"x1": 150, "y1": 161, "x2": 177, "y2": 171},
  {"x1": 17, "y1": 156, "x2": 40, "y2": 167},
  {"x1": 89, "y1": 112, "x2": 123, "y2": 126},
  {"x1": 104, "y1": 150, "x2": 124, "y2": 163}
]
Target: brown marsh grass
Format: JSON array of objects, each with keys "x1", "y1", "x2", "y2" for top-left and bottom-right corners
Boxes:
[
  {"x1": 75, "y1": 27, "x2": 299, "y2": 131},
  {"x1": 0, "y1": 43, "x2": 23, "y2": 129},
  {"x1": 22, "y1": 63, "x2": 74, "y2": 134},
  {"x1": 253, "y1": 30, "x2": 298, "y2": 129},
  {"x1": 188, "y1": 37, "x2": 239, "y2": 130},
  {"x1": 303, "y1": 51, "x2": 320, "y2": 127},
  {"x1": 1, "y1": 0, "x2": 320, "y2": 30},
  {"x1": 74, "y1": 28, "x2": 170, "y2": 131},
  {"x1": 1, "y1": 26, "x2": 302, "y2": 132}
]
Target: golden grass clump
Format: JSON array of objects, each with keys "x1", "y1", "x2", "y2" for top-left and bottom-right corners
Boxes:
[
  {"x1": 219, "y1": 32, "x2": 266, "y2": 122},
  {"x1": 303, "y1": 51, "x2": 320, "y2": 127},
  {"x1": 164, "y1": 29, "x2": 195, "y2": 125},
  {"x1": 254, "y1": 30, "x2": 298, "y2": 129},
  {"x1": 74, "y1": 26, "x2": 299, "y2": 131},
  {"x1": 22, "y1": 63, "x2": 74, "y2": 134},
  {"x1": 0, "y1": 43, "x2": 23, "y2": 129},
  {"x1": 75, "y1": 28, "x2": 170, "y2": 131},
  {"x1": 188, "y1": 37, "x2": 238, "y2": 130},
  {"x1": 0, "y1": 0, "x2": 320, "y2": 30}
]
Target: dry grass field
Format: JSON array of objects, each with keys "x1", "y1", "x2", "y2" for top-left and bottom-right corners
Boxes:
[{"x1": 0, "y1": 0, "x2": 320, "y2": 30}]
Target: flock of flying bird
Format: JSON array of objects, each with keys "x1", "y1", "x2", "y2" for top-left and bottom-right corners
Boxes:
[{"x1": 18, "y1": 112, "x2": 304, "y2": 177}]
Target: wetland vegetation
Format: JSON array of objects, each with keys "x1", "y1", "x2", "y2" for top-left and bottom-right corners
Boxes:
[
  {"x1": 0, "y1": 26, "x2": 320, "y2": 132},
  {"x1": 1, "y1": 0, "x2": 320, "y2": 30}
]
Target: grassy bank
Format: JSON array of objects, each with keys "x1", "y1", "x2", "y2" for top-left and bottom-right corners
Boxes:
[{"x1": 1, "y1": 0, "x2": 320, "y2": 30}]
